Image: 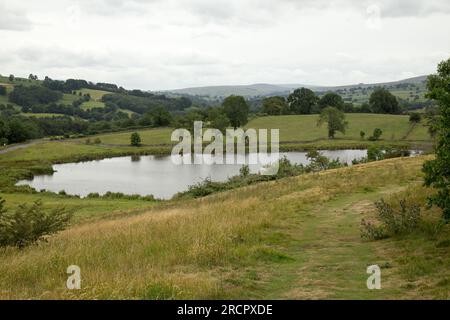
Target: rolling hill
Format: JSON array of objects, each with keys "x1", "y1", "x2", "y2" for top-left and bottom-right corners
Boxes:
[{"x1": 166, "y1": 75, "x2": 428, "y2": 99}]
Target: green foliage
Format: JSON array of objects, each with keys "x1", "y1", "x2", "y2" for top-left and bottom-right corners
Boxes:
[
  {"x1": 423, "y1": 106, "x2": 440, "y2": 138},
  {"x1": 239, "y1": 164, "x2": 250, "y2": 177},
  {"x1": 369, "y1": 88, "x2": 401, "y2": 114},
  {"x1": 0, "y1": 116, "x2": 42, "y2": 143},
  {"x1": 423, "y1": 57, "x2": 450, "y2": 221},
  {"x1": 361, "y1": 199, "x2": 421, "y2": 240},
  {"x1": 9, "y1": 85, "x2": 62, "y2": 107},
  {"x1": 262, "y1": 96, "x2": 288, "y2": 115},
  {"x1": 368, "y1": 128, "x2": 383, "y2": 141},
  {"x1": 317, "y1": 107, "x2": 348, "y2": 139},
  {"x1": 176, "y1": 155, "x2": 343, "y2": 199},
  {"x1": 287, "y1": 88, "x2": 318, "y2": 114},
  {"x1": 409, "y1": 112, "x2": 421, "y2": 123},
  {"x1": 0, "y1": 198, "x2": 72, "y2": 248},
  {"x1": 173, "y1": 109, "x2": 206, "y2": 133},
  {"x1": 208, "y1": 107, "x2": 230, "y2": 133},
  {"x1": 367, "y1": 145, "x2": 384, "y2": 161},
  {"x1": 360, "y1": 130, "x2": 365, "y2": 140},
  {"x1": 305, "y1": 149, "x2": 343, "y2": 172},
  {"x1": 130, "y1": 132, "x2": 142, "y2": 146},
  {"x1": 318, "y1": 92, "x2": 344, "y2": 111},
  {"x1": 222, "y1": 95, "x2": 249, "y2": 129},
  {"x1": 0, "y1": 85, "x2": 7, "y2": 96},
  {"x1": 150, "y1": 106, "x2": 173, "y2": 126}
]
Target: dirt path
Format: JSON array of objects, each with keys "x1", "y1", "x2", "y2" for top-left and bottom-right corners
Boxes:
[
  {"x1": 259, "y1": 185, "x2": 410, "y2": 299},
  {"x1": 0, "y1": 140, "x2": 45, "y2": 155}
]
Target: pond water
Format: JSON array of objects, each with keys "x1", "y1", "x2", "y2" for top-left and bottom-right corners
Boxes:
[{"x1": 17, "y1": 150, "x2": 368, "y2": 199}]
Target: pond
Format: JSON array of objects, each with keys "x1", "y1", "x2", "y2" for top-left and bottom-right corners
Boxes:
[{"x1": 17, "y1": 150, "x2": 368, "y2": 199}]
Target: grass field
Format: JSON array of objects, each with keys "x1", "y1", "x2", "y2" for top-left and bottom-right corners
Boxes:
[
  {"x1": 74, "y1": 88, "x2": 110, "y2": 101},
  {"x1": 79, "y1": 114, "x2": 432, "y2": 149},
  {"x1": 80, "y1": 100, "x2": 106, "y2": 110},
  {"x1": 0, "y1": 155, "x2": 448, "y2": 299},
  {"x1": 58, "y1": 93, "x2": 81, "y2": 106},
  {"x1": 247, "y1": 114, "x2": 431, "y2": 142}
]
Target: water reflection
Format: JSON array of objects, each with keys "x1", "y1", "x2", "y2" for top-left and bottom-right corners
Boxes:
[{"x1": 17, "y1": 150, "x2": 367, "y2": 199}]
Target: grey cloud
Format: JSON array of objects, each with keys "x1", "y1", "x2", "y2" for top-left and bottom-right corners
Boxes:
[
  {"x1": 0, "y1": 4, "x2": 33, "y2": 31},
  {"x1": 15, "y1": 46, "x2": 132, "y2": 70},
  {"x1": 281, "y1": 0, "x2": 450, "y2": 17}
]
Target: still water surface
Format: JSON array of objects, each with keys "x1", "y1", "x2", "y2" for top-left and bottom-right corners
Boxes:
[{"x1": 17, "y1": 150, "x2": 367, "y2": 199}]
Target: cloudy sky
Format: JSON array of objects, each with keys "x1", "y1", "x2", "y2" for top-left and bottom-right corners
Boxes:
[{"x1": 1, "y1": 0, "x2": 449, "y2": 90}]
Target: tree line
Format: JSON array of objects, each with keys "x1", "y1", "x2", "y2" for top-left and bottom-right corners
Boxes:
[{"x1": 261, "y1": 87, "x2": 402, "y2": 115}]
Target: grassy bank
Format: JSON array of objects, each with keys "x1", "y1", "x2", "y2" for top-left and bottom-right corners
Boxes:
[{"x1": 0, "y1": 155, "x2": 448, "y2": 299}]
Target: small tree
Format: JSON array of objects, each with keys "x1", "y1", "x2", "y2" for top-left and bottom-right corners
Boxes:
[
  {"x1": 130, "y1": 132, "x2": 141, "y2": 146},
  {"x1": 239, "y1": 165, "x2": 250, "y2": 177},
  {"x1": 360, "y1": 131, "x2": 366, "y2": 140},
  {"x1": 369, "y1": 128, "x2": 383, "y2": 141},
  {"x1": 317, "y1": 107, "x2": 348, "y2": 139},
  {"x1": 0, "y1": 198, "x2": 72, "y2": 248},
  {"x1": 8, "y1": 74, "x2": 14, "y2": 82},
  {"x1": 409, "y1": 112, "x2": 421, "y2": 123},
  {"x1": 367, "y1": 145, "x2": 384, "y2": 161}
]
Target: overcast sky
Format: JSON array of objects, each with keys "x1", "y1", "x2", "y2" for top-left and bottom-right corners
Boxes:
[{"x1": 1, "y1": 0, "x2": 449, "y2": 90}]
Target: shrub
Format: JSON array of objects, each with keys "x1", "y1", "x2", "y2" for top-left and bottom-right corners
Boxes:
[
  {"x1": 360, "y1": 131, "x2": 365, "y2": 140},
  {"x1": 0, "y1": 198, "x2": 72, "y2": 248},
  {"x1": 361, "y1": 198, "x2": 421, "y2": 240},
  {"x1": 94, "y1": 138, "x2": 102, "y2": 144},
  {"x1": 368, "y1": 128, "x2": 383, "y2": 141},
  {"x1": 409, "y1": 112, "x2": 421, "y2": 123},
  {"x1": 367, "y1": 145, "x2": 384, "y2": 161},
  {"x1": 239, "y1": 165, "x2": 250, "y2": 177},
  {"x1": 130, "y1": 132, "x2": 141, "y2": 146}
]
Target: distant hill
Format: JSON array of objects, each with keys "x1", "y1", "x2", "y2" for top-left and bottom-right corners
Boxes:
[{"x1": 166, "y1": 75, "x2": 428, "y2": 98}]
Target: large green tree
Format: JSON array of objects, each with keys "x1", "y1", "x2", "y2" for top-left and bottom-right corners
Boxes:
[
  {"x1": 317, "y1": 107, "x2": 348, "y2": 139},
  {"x1": 423, "y1": 58, "x2": 450, "y2": 222},
  {"x1": 318, "y1": 92, "x2": 344, "y2": 111},
  {"x1": 287, "y1": 88, "x2": 318, "y2": 114},
  {"x1": 222, "y1": 95, "x2": 249, "y2": 129},
  {"x1": 369, "y1": 88, "x2": 401, "y2": 114},
  {"x1": 262, "y1": 96, "x2": 288, "y2": 115}
]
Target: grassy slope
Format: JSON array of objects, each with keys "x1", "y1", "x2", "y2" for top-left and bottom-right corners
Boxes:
[
  {"x1": 0, "y1": 155, "x2": 448, "y2": 299},
  {"x1": 76, "y1": 114, "x2": 431, "y2": 146}
]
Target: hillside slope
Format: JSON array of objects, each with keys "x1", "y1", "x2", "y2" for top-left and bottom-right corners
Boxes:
[
  {"x1": 167, "y1": 76, "x2": 428, "y2": 98},
  {"x1": 0, "y1": 155, "x2": 448, "y2": 299}
]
